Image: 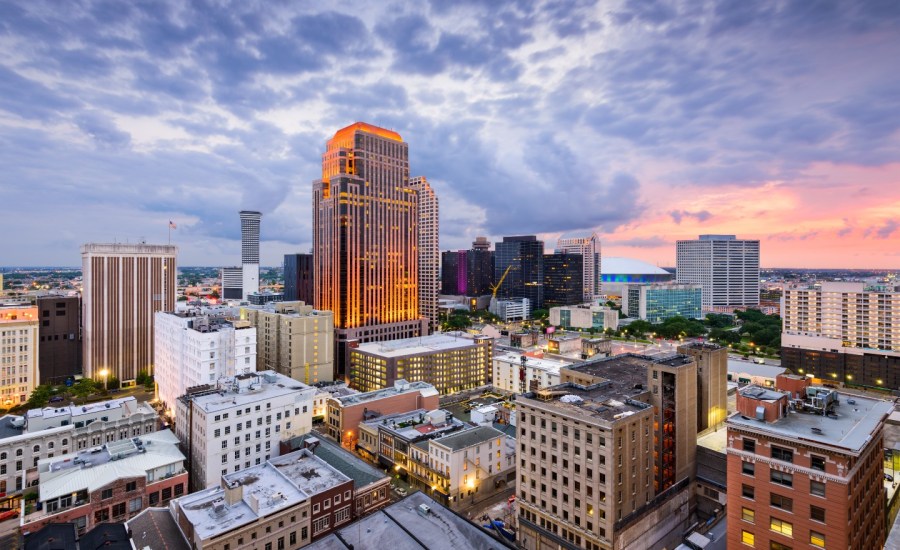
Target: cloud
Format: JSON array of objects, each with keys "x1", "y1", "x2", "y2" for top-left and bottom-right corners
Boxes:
[
  {"x1": 669, "y1": 210, "x2": 713, "y2": 225},
  {"x1": 604, "y1": 236, "x2": 671, "y2": 248},
  {"x1": 865, "y1": 219, "x2": 899, "y2": 239}
]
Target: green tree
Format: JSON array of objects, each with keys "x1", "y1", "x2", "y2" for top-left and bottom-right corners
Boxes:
[
  {"x1": 625, "y1": 320, "x2": 653, "y2": 337},
  {"x1": 709, "y1": 328, "x2": 741, "y2": 345},
  {"x1": 209, "y1": 289, "x2": 220, "y2": 299},
  {"x1": 26, "y1": 385, "x2": 52, "y2": 409},
  {"x1": 704, "y1": 313, "x2": 733, "y2": 329},
  {"x1": 531, "y1": 309, "x2": 549, "y2": 320},
  {"x1": 72, "y1": 378, "x2": 97, "y2": 404}
]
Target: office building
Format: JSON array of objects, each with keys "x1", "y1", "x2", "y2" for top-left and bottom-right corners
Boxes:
[
  {"x1": 492, "y1": 351, "x2": 571, "y2": 393},
  {"x1": 781, "y1": 281, "x2": 900, "y2": 388},
  {"x1": 0, "y1": 396, "x2": 158, "y2": 511},
  {"x1": 0, "y1": 305, "x2": 38, "y2": 407},
  {"x1": 174, "y1": 370, "x2": 316, "y2": 491},
  {"x1": 495, "y1": 235, "x2": 544, "y2": 309},
  {"x1": 549, "y1": 304, "x2": 619, "y2": 331},
  {"x1": 349, "y1": 332, "x2": 492, "y2": 394},
  {"x1": 81, "y1": 242, "x2": 176, "y2": 383},
  {"x1": 677, "y1": 342, "x2": 728, "y2": 432},
  {"x1": 153, "y1": 312, "x2": 257, "y2": 413},
  {"x1": 468, "y1": 238, "x2": 494, "y2": 296},
  {"x1": 543, "y1": 253, "x2": 584, "y2": 308},
  {"x1": 312, "y1": 122, "x2": 426, "y2": 379},
  {"x1": 20, "y1": 429, "x2": 186, "y2": 535},
  {"x1": 220, "y1": 266, "x2": 243, "y2": 300},
  {"x1": 490, "y1": 297, "x2": 531, "y2": 322},
  {"x1": 410, "y1": 176, "x2": 439, "y2": 334},
  {"x1": 556, "y1": 232, "x2": 602, "y2": 301},
  {"x1": 676, "y1": 234, "x2": 760, "y2": 311},
  {"x1": 240, "y1": 210, "x2": 261, "y2": 301},
  {"x1": 171, "y1": 446, "x2": 353, "y2": 547},
  {"x1": 621, "y1": 283, "x2": 702, "y2": 323},
  {"x1": 324, "y1": 379, "x2": 439, "y2": 448},
  {"x1": 36, "y1": 296, "x2": 81, "y2": 385},
  {"x1": 247, "y1": 290, "x2": 283, "y2": 305},
  {"x1": 284, "y1": 253, "x2": 314, "y2": 303},
  {"x1": 726, "y1": 375, "x2": 891, "y2": 549},
  {"x1": 441, "y1": 250, "x2": 464, "y2": 295},
  {"x1": 242, "y1": 301, "x2": 334, "y2": 385}
]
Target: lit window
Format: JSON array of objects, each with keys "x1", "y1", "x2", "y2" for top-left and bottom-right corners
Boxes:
[
  {"x1": 741, "y1": 530, "x2": 755, "y2": 546},
  {"x1": 769, "y1": 517, "x2": 793, "y2": 538},
  {"x1": 741, "y1": 507, "x2": 755, "y2": 523},
  {"x1": 810, "y1": 531, "x2": 825, "y2": 548}
]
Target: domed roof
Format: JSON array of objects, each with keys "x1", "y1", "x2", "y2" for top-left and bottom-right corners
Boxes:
[{"x1": 602, "y1": 257, "x2": 670, "y2": 275}]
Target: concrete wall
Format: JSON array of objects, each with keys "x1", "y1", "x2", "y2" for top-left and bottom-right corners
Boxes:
[{"x1": 615, "y1": 483, "x2": 692, "y2": 550}]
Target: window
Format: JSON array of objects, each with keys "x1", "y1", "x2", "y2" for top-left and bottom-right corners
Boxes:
[
  {"x1": 741, "y1": 530, "x2": 755, "y2": 546},
  {"x1": 742, "y1": 461, "x2": 755, "y2": 476},
  {"x1": 162, "y1": 487, "x2": 172, "y2": 501},
  {"x1": 129, "y1": 497, "x2": 142, "y2": 512},
  {"x1": 743, "y1": 438, "x2": 755, "y2": 452},
  {"x1": 95, "y1": 508, "x2": 110, "y2": 523},
  {"x1": 809, "y1": 531, "x2": 825, "y2": 548},
  {"x1": 126, "y1": 481, "x2": 137, "y2": 492},
  {"x1": 769, "y1": 517, "x2": 793, "y2": 537},
  {"x1": 771, "y1": 446, "x2": 793, "y2": 463},
  {"x1": 149, "y1": 492, "x2": 159, "y2": 506},
  {"x1": 810, "y1": 481, "x2": 825, "y2": 497},
  {"x1": 175, "y1": 483, "x2": 184, "y2": 496},
  {"x1": 810, "y1": 505, "x2": 825, "y2": 522},
  {"x1": 741, "y1": 507, "x2": 755, "y2": 523},
  {"x1": 810, "y1": 455, "x2": 826, "y2": 472},
  {"x1": 770, "y1": 493, "x2": 792, "y2": 512},
  {"x1": 770, "y1": 470, "x2": 792, "y2": 487},
  {"x1": 112, "y1": 502, "x2": 126, "y2": 517},
  {"x1": 770, "y1": 543, "x2": 792, "y2": 550},
  {"x1": 101, "y1": 489, "x2": 113, "y2": 500}
]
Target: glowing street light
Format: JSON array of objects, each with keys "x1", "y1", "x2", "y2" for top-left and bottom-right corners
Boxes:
[{"x1": 98, "y1": 368, "x2": 109, "y2": 391}]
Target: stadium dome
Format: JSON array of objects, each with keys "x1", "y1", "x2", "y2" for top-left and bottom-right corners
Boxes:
[{"x1": 601, "y1": 257, "x2": 673, "y2": 284}]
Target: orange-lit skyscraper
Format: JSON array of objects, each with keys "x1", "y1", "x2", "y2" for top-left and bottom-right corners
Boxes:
[{"x1": 313, "y1": 123, "x2": 427, "y2": 379}]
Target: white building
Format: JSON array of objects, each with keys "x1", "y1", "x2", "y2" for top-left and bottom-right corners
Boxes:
[
  {"x1": 492, "y1": 351, "x2": 572, "y2": 393},
  {"x1": 676, "y1": 234, "x2": 760, "y2": 311},
  {"x1": 311, "y1": 381, "x2": 359, "y2": 420},
  {"x1": 174, "y1": 370, "x2": 316, "y2": 491},
  {"x1": 0, "y1": 305, "x2": 39, "y2": 407},
  {"x1": 239, "y1": 211, "x2": 261, "y2": 301},
  {"x1": 410, "y1": 177, "x2": 440, "y2": 334},
  {"x1": 424, "y1": 426, "x2": 516, "y2": 507},
  {"x1": 556, "y1": 232, "x2": 602, "y2": 301},
  {"x1": 490, "y1": 297, "x2": 530, "y2": 322},
  {"x1": 549, "y1": 303, "x2": 619, "y2": 331},
  {"x1": 153, "y1": 312, "x2": 257, "y2": 414}
]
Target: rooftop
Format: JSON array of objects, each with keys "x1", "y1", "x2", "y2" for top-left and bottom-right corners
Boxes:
[
  {"x1": 290, "y1": 435, "x2": 388, "y2": 490},
  {"x1": 178, "y1": 371, "x2": 314, "y2": 414},
  {"x1": 431, "y1": 426, "x2": 506, "y2": 452},
  {"x1": 334, "y1": 380, "x2": 438, "y2": 407},
  {"x1": 306, "y1": 491, "x2": 515, "y2": 550},
  {"x1": 727, "y1": 359, "x2": 787, "y2": 378},
  {"x1": 353, "y1": 332, "x2": 489, "y2": 358},
  {"x1": 331, "y1": 122, "x2": 403, "y2": 144},
  {"x1": 361, "y1": 409, "x2": 467, "y2": 441},
  {"x1": 728, "y1": 386, "x2": 893, "y2": 453},
  {"x1": 493, "y1": 351, "x2": 570, "y2": 374},
  {"x1": 25, "y1": 395, "x2": 151, "y2": 425},
  {"x1": 601, "y1": 257, "x2": 670, "y2": 276},
  {"x1": 127, "y1": 508, "x2": 190, "y2": 550}
]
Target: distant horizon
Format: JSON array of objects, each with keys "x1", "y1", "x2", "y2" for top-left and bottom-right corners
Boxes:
[{"x1": 2, "y1": 265, "x2": 898, "y2": 272}]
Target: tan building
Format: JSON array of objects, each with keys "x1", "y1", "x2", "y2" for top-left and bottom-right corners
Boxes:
[
  {"x1": 678, "y1": 342, "x2": 728, "y2": 432},
  {"x1": 242, "y1": 301, "x2": 334, "y2": 384},
  {"x1": 726, "y1": 375, "x2": 891, "y2": 549},
  {"x1": 0, "y1": 305, "x2": 39, "y2": 407},
  {"x1": 81, "y1": 243, "x2": 176, "y2": 383},
  {"x1": 313, "y1": 122, "x2": 427, "y2": 379},
  {"x1": 349, "y1": 332, "x2": 492, "y2": 394},
  {"x1": 410, "y1": 176, "x2": 440, "y2": 334}
]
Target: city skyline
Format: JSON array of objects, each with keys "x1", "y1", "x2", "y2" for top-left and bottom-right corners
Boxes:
[{"x1": 1, "y1": 1, "x2": 899, "y2": 268}]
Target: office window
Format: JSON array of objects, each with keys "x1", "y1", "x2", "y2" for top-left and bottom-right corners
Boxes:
[
  {"x1": 770, "y1": 493, "x2": 792, "y2": 512},
  {"x1": 810, "y1": 455, "x2": 826, "y2": 472},
  {"x1": 769, "y1": 517, "x2": 793, "y2": 537},
  {"x1": 742, "y1": 461, "x2": 755, "y2": 476},
  {"x1": 743, "y1": 438, "x2": 755, "y2": 452},
  {"x1": 771, "y1": 446, "x2": 793, "y2": 463},
  {"x1": 741, "y1": 507, "x2": 755, "y2": 523},
  {"x1": 741, "y1": 530, "x2": 754, "y2": 546},
  {"x1": 810, "y1": 481, "x2": 826, "y2": 497},
  {"x1": 810, "y1": 531, "x2": 825, "y2": 548},
  {"x1": 770, "y1": 470, "x2": 792, "y2": 487},
  {"x1": 810, "y1": 505, "x2": 825, "y2": 522}
]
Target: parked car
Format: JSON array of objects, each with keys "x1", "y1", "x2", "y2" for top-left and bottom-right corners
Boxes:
[
  {"x1": 49, "y1": 396, "x2": 65, "y2": 403},
  {"x1": 885, "y1": 473, "x2": 894, "y2": 483},
  {"x1": 0, "y1": 509, "x2": 19, "y2": 522},
  {"x1": 395, "y1": 487, "x2": 408, "y2": 497}
]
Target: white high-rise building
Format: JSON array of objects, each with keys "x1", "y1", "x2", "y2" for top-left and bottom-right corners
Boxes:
[
  {"x1": 410, "y1": 177, "x2": 439, "y2": 334},
  {"x1": 240, "y1": 211, "x2": 261, "y2": 301},
  {"x1": 153, "y1": 312, "x2": 257, "y2": 413},
  {"x1": 676, "y1": 234, "x2": 759, "y2": 311},
  {"x1": 174, "y1": 370, "x2": 316, "y2": 491},
  {"x1": 556, "y1": 232, "x2": 602, "y2": 301}
]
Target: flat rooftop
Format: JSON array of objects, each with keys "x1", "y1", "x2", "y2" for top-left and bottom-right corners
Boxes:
[
  {"x1": 360, "y1": 409, "x2": 467, "y2": 441},
  {"x1": 431, "y1": 425, "x2": 506, "y2": 452},
  {"x1": 307, "y1": 491, "x2": 514, "y2": 550},
  {"x1": 353, "y1": 332, "x2": 487, "y2": 358},
  {"x1": 335, "y1": 380, "x2": 438, "y2": 407},
  {"x1": 494, "y1": 351, "x2": 570, "y2": 374},
  {"x1": 727, "y1": 359, "x2": 787, "y2": 378},
  {"x1": 292, "y1": 435, "x2": 388, "y2": 490},
  {"x1": 25, "y1": 395, "x2": 150, "y2": 424},
  {"x1": 728, "y1": 388, "x2": 894, "y2": 453},
  {"x1": 179, "y1": 371, "x2": 314, "y2": 413}
]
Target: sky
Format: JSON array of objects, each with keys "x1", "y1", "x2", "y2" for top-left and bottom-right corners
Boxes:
[{"x1": 1, "y1": 0, "x2": 899, "y2": 269}]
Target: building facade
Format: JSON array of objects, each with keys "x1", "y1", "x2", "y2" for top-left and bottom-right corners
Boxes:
[
  {"x1": 556, "y1": 232, "x2": 601, "y2": 301},
  {"x1": 492, "y1": 351, "x2": 572, "y2": 394},
  {"x1": 725, "y1": 376, "x2": 891, "y2": 550},
  {"x1": 677, "y1": 342, "x2": 728, "y2": 433},
  {"x1": 0, "y1": 305, "x2": 38, "y2": 407},
  {"x1": 549, "y1": 304, "x2": 619, "y2": 331},
  {"x1": 153, "y1": 312, "x2": 257, "y2": 414},
  {"x1": 621, "y1": 283, "x2": 702, "y2": 323},
  {"x1": 220, "y1": 267, "x2": 243, "y2": 300},
  {"x1": 81, "y1": 243, "x2": 176, "y2": 383},
  {"x1": 781, "y1": 281, "x2": 900, "y2": 389},
  {"x1": 495, "y1": 236, "x2": 544, "y2": 309},
  {"x1": 312, "y1": 122, "x2": 426, "y2": 379},
  {"x1": 441, "y1": 250, "x2": 463, "y2": 295},
  {"x1": 543, "y1": 253, "x2": 584, "y2": 308},
  {"x1": 410, "y1": 176, "x2": 439, "y2": 334},
  {"x1": 36, "y1": 296, "x2": 81, "y2": 385},
  {"x1": 676, "y1": 234, "x2": 760, "y2": 310},
  {"x1": 242, "y1": 301, "x2": 335, "y2": 385},
  {"x1": 174, "y1": 370, "x2": 316, "y2": 491},
  {"x1": 239, "y1": 210, "x2": 261, "y2": 301},
  {"x1": 284, "y1": 253, "x2": 314, "y2": 303}
]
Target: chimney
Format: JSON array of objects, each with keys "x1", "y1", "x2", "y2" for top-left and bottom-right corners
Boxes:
[
  {"x1": 303, "y1": 437, "x2": 321, "y2": 454},
  {"x1": 224, "y1": 478, "x2": 243, "y2": 506}
]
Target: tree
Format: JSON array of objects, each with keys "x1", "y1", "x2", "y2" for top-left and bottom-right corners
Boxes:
[
  {"x1": 26, "y1": 385, "x2": 52, "y2": 409},
  {"x1": 209, "y1": 289, "x2": 220, "y2": 299},
  {"x1": 625, "y1": 320, "x2": 653, "y2": 338},
  {"x1": 72, "y1": 378, "x2": 98, "y2": 404},
  {"x1": 531, "y1": 309, "x2": 549, "y2": 320},
  {"x1": 704, "y1": 313, "x2": 733, "y2": 329},
  {"x1": 709, "y1": 328, "x2": 741, "y2": 345}
]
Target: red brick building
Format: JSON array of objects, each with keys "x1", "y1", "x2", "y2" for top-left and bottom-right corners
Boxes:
[{"x1": 726, "y1": 375, "x2": 891, "y2": 549}]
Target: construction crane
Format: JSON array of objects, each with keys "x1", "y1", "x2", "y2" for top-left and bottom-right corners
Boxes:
[{"x1": 490, "y1": 265, "x2": 513, "y2": 300}]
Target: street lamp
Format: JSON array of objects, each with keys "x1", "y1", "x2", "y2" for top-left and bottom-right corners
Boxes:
[{"x1": 98, "y1": 368, "x2": 109, "y2": 391}]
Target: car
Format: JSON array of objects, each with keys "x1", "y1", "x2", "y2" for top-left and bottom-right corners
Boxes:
[
  {"x1": 0, "y1": 509, "x2": 18, "y2": 522},
  {"x1": 395, "y1": 487, "x2": 408, "y2": 497},
  {"x1": 49, "y1": 396, "x2": 64, "y2": 403},
  {"x1": 885, "y1": 473, "x2": 894, "y2": 483}
]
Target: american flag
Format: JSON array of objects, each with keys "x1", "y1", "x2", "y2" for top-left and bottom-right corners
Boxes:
[{"x1": 169, "y1": 221, "x2": 177, "y2": 229}]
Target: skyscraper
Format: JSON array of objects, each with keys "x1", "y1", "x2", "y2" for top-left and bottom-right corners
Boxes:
[
  {"x1": 676, "y1": 234, "x2": 760, "y2": 311},
  {"x1": 36, "y1": 295, "x2": 81, "y2": 385},
  {"x1": 81, "y1": 242, "x2": 176, "y2": 383},
  {"x1": 312, "y1": 122, "x2": 426, "y2": 379},
  {"x1": 468, "y1": 237, "x2": 494, "y2": 296},
  {"x1": 284, "y1": 253, "x2": 314, "y2": 303},
  {"x1": 542, "y1": 253, "x2": 583, "y2": 307},
  {"x1": 240, "y1": 210, "x2": 261, "y2": 301},
  {"x1": 495, "y1": 235, "x2": 544, "y2": 309},
  {"x1": 409, "y1": 176, "x2": 439, "y2": 334},
  {"x1": 556, "y1": 232, "x2": 602, "y2": 301}
]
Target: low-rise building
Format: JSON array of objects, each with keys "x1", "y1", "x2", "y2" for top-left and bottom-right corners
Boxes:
[
  {"x1": 621, "y1": 283, "x2": 702, "y2": 323},
  {"x1": 174, "y1": 371, "x2": 316, "y2": 491},
  {"x1": 154, "y1": 311, "x2": 257, "y2": 415},
  {"x1": 581, "y1": 337, "x2": 612, "y2": 360},
  {"x1": 357, "y1": 409, "x2": 468, "y2": 470},
  {"x1": 21, "y1": 430, "x2": 187, "y2": 535},
  {"x1": 490, "y1": 297, "x2": 531, "y2": 322},
  {"x1": 311, "y1": 381, "x2": 358, "y2": 420},
  {"x1": 549, "y1": 303, "x2": 619, "y2": 331},
  {"x1": 547, "y1": 334, "x2": 582, "y2": 355},
  {"x1": 0, "y1": 396, "x2": 158, "y2": 511},
  {"x1": 242, "y1": 301, "x2": 335, "y2": 385},
  {"x1": 349, "y1": 332, "x2": 492, "y2": 394},
  {"x1": 492, "y1": 351, "x2": 571, "y2": 393},
  {"x1": 325, "y1": 380, "x2": 439, "y2": 449},
  {"x1": 171, "y1": 447, "x2": 354, "y2": 548},
  {"x1": 727, "y1": 359, "x2": 787, "y2": 388}
]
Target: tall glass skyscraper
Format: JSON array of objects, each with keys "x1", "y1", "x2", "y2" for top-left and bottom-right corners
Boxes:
[{"x1": 495, "y1": 235, "x2": 544, "y2": 309}]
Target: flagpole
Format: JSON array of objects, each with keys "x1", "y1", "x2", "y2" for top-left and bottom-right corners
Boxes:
[{"x1": 168, "y1": 223, "x2": 171, "y2": 245}]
